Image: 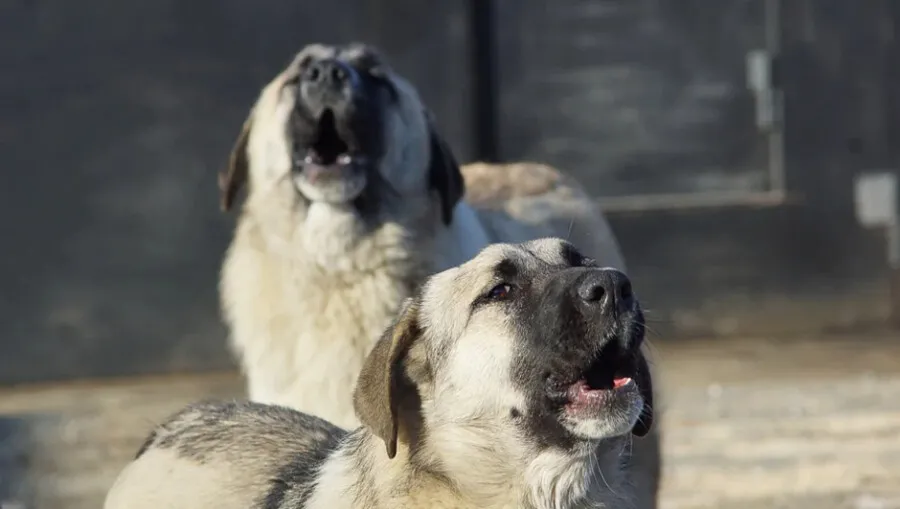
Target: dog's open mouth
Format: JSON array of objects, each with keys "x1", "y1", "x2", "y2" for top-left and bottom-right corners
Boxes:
[
  {"x1": 296, "y1": 109, "x2": 366, "y2": 179},
  {"x1": 292, "y1": 108, "x2": 370, "y2": 202},
  {"x1": 563, "y1": 340, "x2": 637, "y2": 414}
]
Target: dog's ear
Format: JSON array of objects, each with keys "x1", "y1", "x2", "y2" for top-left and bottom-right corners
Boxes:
[
  {"x1": 218, "y1": 113, "x2": 253, "y2": 212},
  {"x1": 425, "y1": 111, "x2": 464, "y2": 226},
  {"x1": 353, "y1": 298, "x2": 421, "y2": 459},
  {"x1": 631, "y1": 349, "x2": 654, "y2": 437}
]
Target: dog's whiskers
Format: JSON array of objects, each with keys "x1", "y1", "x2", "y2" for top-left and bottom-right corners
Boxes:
[
  {"x1": 641, "y1": 323, "x2": 663, "y2": 339},
  {"x1": 590, "y1": 447, "x2": 621, "y2": 500},
  {"x1": 620, "y1": 432, "x2": 635, "y2": 460}
]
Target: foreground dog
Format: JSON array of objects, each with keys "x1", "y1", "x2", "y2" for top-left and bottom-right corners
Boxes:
[{"x1": 106, "y1": 239, "x2": 655, "y2": 509}]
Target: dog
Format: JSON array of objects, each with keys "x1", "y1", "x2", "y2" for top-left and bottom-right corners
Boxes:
[
  {"x1": 106, "y1": 238, "x2": 655, "y2": 509},
  {"x1": 217, "y1": 43, "x2": 660, "y2": 507}
]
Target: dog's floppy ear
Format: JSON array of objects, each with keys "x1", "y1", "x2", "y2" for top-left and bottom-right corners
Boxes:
[
  {"x1": 425, "y1": 111, "x2": 464, "y2": 226},
  {"x1": 353, "y1": 298, "x2": 421, "y2": 459},
  {"x1": 631, "y1": 349, "x2": 654, "y2": 437},
  {"x1": 218, "y1": 113, "x2": 253, "y2": 212}
]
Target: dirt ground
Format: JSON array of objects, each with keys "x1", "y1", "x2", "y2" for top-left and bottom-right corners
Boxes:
[{"x1": 1, "y1": 331, "x2": 899, "y2": 509}]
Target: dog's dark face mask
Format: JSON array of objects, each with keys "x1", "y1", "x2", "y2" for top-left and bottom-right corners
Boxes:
[
  {"x1": 504, "y1": 244, "x2": 653, "y2": 450},
  {"x1": 287, "y1": 44, "x2": 391, "y2": 206}
]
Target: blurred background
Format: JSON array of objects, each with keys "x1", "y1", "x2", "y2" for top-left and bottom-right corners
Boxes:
[{"x1": 1, "y1": 0, "x2": 899, "y2": 508}]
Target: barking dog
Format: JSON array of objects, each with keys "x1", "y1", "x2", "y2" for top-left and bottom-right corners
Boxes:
[{"x1": 107, "y1": 239, "x2": 655, "y2": 509}]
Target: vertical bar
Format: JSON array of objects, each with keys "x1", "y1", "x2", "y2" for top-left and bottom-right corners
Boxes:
[
  {"x1": 890, "y1": 214, "x2": 900, "y2": 328},
  {"x1": 763, "y1": 0, "x2": 786, "y2": 193},
  {"x1": 885, "y1": 203, "x2": 900, "y2": 329},
  {"x1": 891, "y1": 267, "x2": 900, "y2": 328},
  {"x1": 468, "y1": 0, "x2": 499, "y2": 162},
  {"x1": 882, "y1": 0, "x2": 900, "y2": 327}
]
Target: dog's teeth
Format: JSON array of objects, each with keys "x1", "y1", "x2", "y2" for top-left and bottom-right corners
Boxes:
[
  {"x1": 304, "y1": 155, "x2": 315, "y2": 164},
  {"x1": 337, "y1": 154, "x2": 352, "y2": 165}
]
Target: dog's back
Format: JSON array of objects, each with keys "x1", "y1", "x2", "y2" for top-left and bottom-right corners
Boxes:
[
  {"x1": 462, "y1": 161, "x2": 627, "y2": 270},
  {"x1": 104, "y1": 401, "x2": 345, "y2": 509}
]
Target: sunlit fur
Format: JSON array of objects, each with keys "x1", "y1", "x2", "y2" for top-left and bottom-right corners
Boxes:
[
  {"x1": 219, "y1": 43, "x2": 660, "y2": 509},
  {"x1": 105, "y1": 239, "x2": 656, "y2": 509}
]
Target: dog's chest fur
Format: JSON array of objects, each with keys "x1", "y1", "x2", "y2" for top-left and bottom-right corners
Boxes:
[
  {"x1": 296, "y1": 435, "x2": 630, "y2": 509},
  {"x1": 221, "y1": 207, "x2": 432, "y2": 428}
]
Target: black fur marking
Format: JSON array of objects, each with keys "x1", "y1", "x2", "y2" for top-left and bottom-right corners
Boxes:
[
  {"x1": 559, "y1": 241, "x2": 589, "y2": 268},
  {"x1": 427, "y1": 122, "x2": 464, "y2": 226},
  {"x1": 133, "y1": 428, "x2": 158, "y2": 459},
  {"x1": 345, "y1": 431, "x2": 379, "y2": 508},
  {"x1": 290, "y1": 44, "x2": 391, "y2": 221},
  {"x1": 264, "y1": 479, "x2": 291, "y2": 509},
  {"x1": 494, "y1": 259, "x2": 519, "y2": 281},
  {"x1": 261, "y1": 442, "x2": 335, "y2": 509},
  {"x1": 133, "y1": 400, "x2": 347, "y2": 509},
  {"x1": 500, "y1": 243, "x2": 647, "y2": 451}
]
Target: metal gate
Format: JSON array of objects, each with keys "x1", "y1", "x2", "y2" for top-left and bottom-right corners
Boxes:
[{"x1": 493, "y1": 0, "x2": 785, "y2": 211}]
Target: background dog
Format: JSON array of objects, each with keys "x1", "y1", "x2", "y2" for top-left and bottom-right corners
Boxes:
[
  {"x1": 217, "y1": 42, "x2": 660, "y2": 507},
  {"x1": 106, "y1": 238, "x2": 654, "y2": 509}
]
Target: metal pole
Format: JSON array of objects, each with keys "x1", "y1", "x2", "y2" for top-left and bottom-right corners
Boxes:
[{"x1": 468, "y1": 0, "x2": 499, "y2": 163}]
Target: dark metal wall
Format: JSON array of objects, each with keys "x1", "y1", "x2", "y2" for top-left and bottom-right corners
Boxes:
[
  {"x1": 0, "y1": 0, "x2": 469, "y2": 383},
  {"x1": 494, "y1": 0, "x2": 775, "y2": 198},
  {"x1": 604, "y1": 0, "x2": 898, "y2": 336},
  {"x1": 1, "y1": 0, "x2": 897, "y2": 384}
]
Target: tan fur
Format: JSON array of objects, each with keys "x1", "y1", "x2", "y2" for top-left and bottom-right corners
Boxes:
[
  {"x1": 106, "y1": 239, "x2": 657, "y2": 509},
  {"x1": 462, "y1": 161, "x2": 563, "y2": 204},
  {"x1": 218, "y1": 44, "x2": 660, "y2": 509}
]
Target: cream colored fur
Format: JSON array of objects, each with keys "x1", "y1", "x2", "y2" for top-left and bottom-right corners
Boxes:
[
  {"x1": 303, "y1": 433, "x2": 634, "y2": 509},
  {"x1": 221, "y1": 48, "x2": 627, "y2": 428},
  {"x1": 105, "y1": 239, "x2": 653, "y2": 509},
  {"x1": 218, "y1": 44, "x2": 660, "y2": 509}
]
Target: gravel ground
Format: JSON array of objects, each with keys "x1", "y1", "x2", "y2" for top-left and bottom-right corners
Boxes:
[{"x1": 1, "y1": 331, "x2": 899, "y2": 509}]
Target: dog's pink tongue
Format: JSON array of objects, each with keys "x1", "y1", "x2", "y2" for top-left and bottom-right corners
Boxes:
[{"x1": 566, "y1": 377, "x2": 634, "y2": 413}]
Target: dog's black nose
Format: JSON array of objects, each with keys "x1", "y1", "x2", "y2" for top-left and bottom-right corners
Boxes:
[
  {"x1": 303, "y1": 59, "x2": 357, "y2": 94},
  {"x1": 577, "y1": 269, "x2": 634, "y2": 315}
]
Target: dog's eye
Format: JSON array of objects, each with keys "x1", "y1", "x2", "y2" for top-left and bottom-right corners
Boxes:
[{"x1": 487, "y1": 283, "x2": 513, "y2": 300}]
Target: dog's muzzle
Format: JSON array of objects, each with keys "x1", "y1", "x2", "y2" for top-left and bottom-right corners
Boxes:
[
  {"x1": 540, "y1": 268, "x2": 647, "y2": 438},
  {"x1": 292, "y1": 58, "x2": 377, "y2": 204}
]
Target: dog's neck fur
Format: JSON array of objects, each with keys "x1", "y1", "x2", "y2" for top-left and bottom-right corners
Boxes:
[
  {"x1": 303, "y1": 429, "x2": 633, "y2": 509},
  {"x1": 221, "y1": 187, "x2": 489, "y2": 428}
]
